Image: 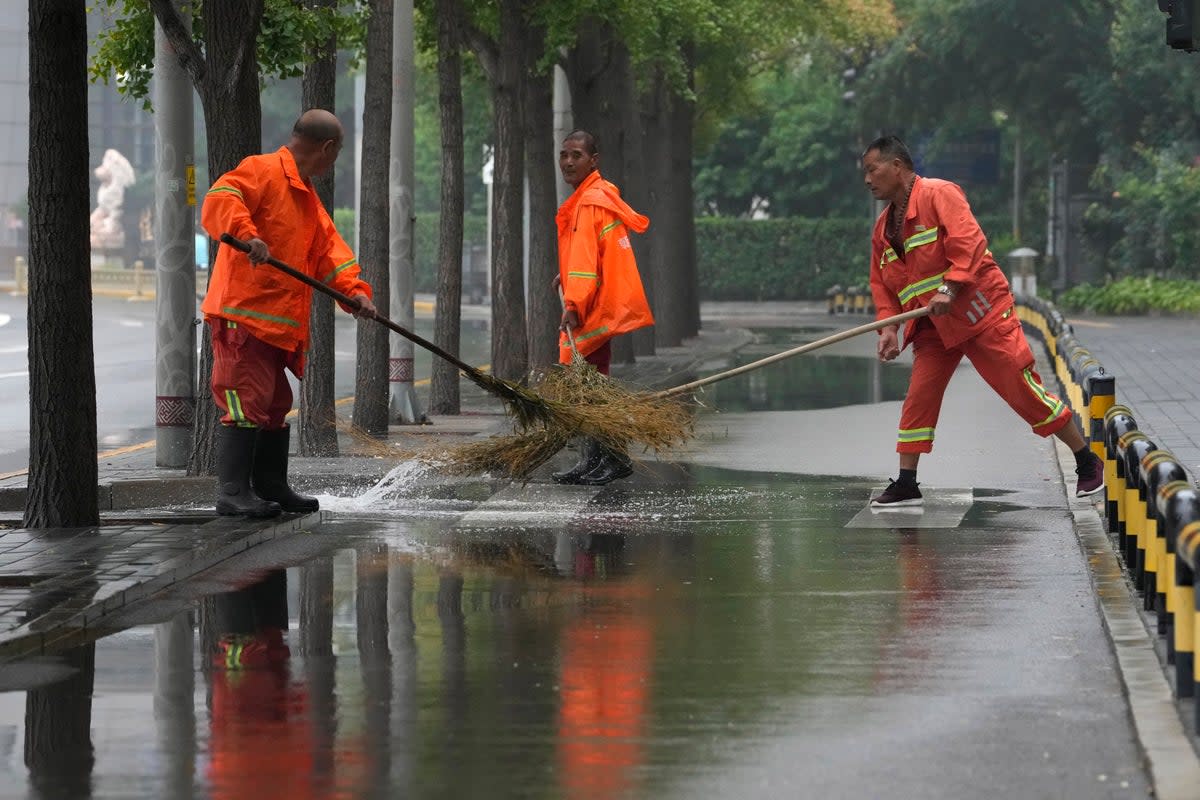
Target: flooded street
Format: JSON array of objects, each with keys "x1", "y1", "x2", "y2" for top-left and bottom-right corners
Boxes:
[{"x1": 0, "y1": 333, "x2": 1150, "y2": 799}]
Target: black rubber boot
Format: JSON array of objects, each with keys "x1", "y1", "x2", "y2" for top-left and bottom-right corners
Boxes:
[
  {"x1": 552, "y1": 438, "x2": 604, "y2": 485},
  {"x1": 216, "y1": 426, "x2": 282, "y2": 518},
  {"x1": 576, "y1": 446, "x2": 633, "y2": 486},
  {"x1": 252, "y1": 426, "x2": 319, "y2": 512}
]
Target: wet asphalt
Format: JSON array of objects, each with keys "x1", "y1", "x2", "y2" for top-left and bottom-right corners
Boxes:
[{"x1": 0, "y1": 319, "x2": 1156, "y2": 799}]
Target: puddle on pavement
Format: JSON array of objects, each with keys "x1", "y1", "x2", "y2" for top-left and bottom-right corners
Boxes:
[
  {"x1": 695, "y1": 352, "x2": 910, "y2": 413},
  {"x1": 0, "y1": 467, "x2": 998, "y2": 799}
]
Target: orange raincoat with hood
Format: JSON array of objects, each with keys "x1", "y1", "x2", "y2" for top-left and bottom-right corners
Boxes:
[{"x1": 556, "y1": 170, "x2": 653, "y2": 362}]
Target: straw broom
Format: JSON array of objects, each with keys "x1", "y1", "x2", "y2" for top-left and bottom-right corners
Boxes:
[{"x1": 428, "y1": 309, "x2": 695, "y2": 478}]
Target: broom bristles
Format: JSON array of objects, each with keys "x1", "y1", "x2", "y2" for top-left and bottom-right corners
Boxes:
[{"x1": 427, "y1": 359, "x2": 695, "y2": 479}]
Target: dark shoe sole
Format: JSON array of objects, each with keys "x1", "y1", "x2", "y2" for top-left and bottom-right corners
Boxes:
[
  {"x1": 216, "y1": 502, "x2": 282, "y2": 518},
  {"x1": 870, "y1": 498, "x2": 924, "y2": 508}
]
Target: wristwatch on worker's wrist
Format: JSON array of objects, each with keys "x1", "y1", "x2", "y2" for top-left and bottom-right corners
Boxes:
[{"x1": 936, "y1": 283, "x2": 956, "y2": 298}]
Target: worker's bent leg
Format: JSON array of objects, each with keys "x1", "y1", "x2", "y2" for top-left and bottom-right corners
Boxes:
[
  {"x1": 210, "y1": 320, "x2": 290, "y2": 429},
  {"x1": 896, "y1": 322, "x2": 962, "y2": 454},
  {"x1": 962, "y1": 312, "x2": 1073, "y2": 438}
]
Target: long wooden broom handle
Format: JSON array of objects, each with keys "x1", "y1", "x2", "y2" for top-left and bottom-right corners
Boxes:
[
  {"x1": 652, "y1": 306, "x2": 932, "y2": 399},
  {"x1": 219, "y1": 233, "x2": 484, "y2": 380}
]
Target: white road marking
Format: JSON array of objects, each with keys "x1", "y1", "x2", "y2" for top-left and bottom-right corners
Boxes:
[
  {"x1": 0, "y1": 313, "x2": 10, "y2": 326},
  {"x1": 118, "y1": 319, "x2": 145, "y2": 328},
  {"x1": 0, "y1": 371, "x2": 29, "y2": 380},
  {"x1": 0, "y1": 345, "x2": 27, "y2": 354}
]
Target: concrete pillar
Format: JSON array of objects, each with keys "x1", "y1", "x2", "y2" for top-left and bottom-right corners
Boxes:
[
  {"x1": 153, "y1": 2, "x2": 196, "y2": 468},
  {"x1": 389, "y1": 0, "x2": 421, "y2": 423}
]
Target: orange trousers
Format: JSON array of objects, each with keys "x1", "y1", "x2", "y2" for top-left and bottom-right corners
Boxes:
[
  {"x1": 209, "y1": 320, "x2": 295, "y2": 430},
  {"x1": 896, "y1": 310, "x2": 1072, "y2": 454}
]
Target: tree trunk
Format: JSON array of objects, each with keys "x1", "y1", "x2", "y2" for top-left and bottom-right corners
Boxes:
[
  {"x1": 643, "y1": 67, "x2": 698, "y2": 347},
  {"x1": 523, "y1": 26, "x2": 559, "y2": 373},
  {"x1": 353, "y1": 0, "x2": 393, "y2": 436},
  {"x1": 429, "y1": 0, "x2": 465, "y2": 414},
  {"x1": 150, "y1": 0, "x2": 266, "y2": 476},
  {"x1": 488, "y1": 0, "x2": 527, "y2": 382},
  {"x1": 25, "y1": 0, "x2": 98, "y2": 528},
  {"x1": 672, "y1": 60, "x2": 700, "y2": 338},
  {"x1": 299, "y1": 0, "x2": 340, "y2": 456}
]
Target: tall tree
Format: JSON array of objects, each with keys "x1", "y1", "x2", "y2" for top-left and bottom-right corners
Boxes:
[
  {"x1": 429, "y1": 0, "x2": 466, "y2": 413},
  {"x1": 25, "y1": 0, "x2": 98, "y2": 528},
  {"x1": 299, "y1": 0, "x2": 341, "y2": 456},
  {"x1": 464, "y1": 0, "x2": 528, "y2": 382},
  {"x1": 353, "y1": 0, "x2": 393, "y2": 436},
  {"x1": 521, "y1": 20, "x2": 560, "y2": 372}
]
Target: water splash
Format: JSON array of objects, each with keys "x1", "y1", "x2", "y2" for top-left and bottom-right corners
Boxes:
[{"x1": 316, "y1": 460, "x2": 434, "y2": 512}]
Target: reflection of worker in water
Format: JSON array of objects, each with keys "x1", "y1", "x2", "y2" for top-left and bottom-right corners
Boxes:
[
  {"x1": 872, "y1": 530, "x2": 947, "y2": 689},
  {"x1": 206, "y1": 571, "x2": 324, "y2": 798},
  {"x1": 556, "y1": 533, "x2": 655, "y2": 799}
]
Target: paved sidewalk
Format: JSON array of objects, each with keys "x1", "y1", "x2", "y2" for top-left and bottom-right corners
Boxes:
[{"x1": 1062, "y1": 314, "x2": 1200, "y2": 481}]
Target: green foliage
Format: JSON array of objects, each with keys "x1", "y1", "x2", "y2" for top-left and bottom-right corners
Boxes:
[
  {"x1": 696, "y1": 213, "x2": 1012, "y2": 301},
  {"x1": 334, "y1": 208, "x2": 487, "y2": 293},
  {"x1": 1057, "y1": 276, "x2": 1200, "y2": 315},
  {"x1": 694, "y1": 47, "x2": 864, "y2": 218},
  {"x1": 88, "y1": 0, "x2": 368, "y2": 105},
  {"x1": 695, "y1": 217, "x2": 871, "y2": 300},
  {"x1": 1084, "y1": 148, "x2": 1200, "y2": 277}
]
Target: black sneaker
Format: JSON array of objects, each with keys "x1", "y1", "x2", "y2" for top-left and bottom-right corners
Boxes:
[
  {"x1": 1076, "y1": 452, "x2": 1105, "y2": 498},
  {"x1": 870, "y1": 479, "x2": 923, "y2": 508}
]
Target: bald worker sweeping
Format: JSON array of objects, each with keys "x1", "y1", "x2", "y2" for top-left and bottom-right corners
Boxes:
[{"x1": 201, "y1": 109, "x2": 378, "y2": 518}]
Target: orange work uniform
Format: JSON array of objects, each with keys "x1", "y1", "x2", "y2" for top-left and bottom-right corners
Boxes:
[
  {"x1": 869, "y1": 176, "x2": 1072, "y2": 454},
  {"x1": 556, "y1": 170, "x2": 654, "y2": 363},
  {"x1": 201, "y1": 147, "x2": 372, "y2": 428}
]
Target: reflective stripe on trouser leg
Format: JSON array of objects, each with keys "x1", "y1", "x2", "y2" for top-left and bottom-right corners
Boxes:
[
  {"x1": 896, "y1": 321, "x2": 962, "y2": 454},
  {"x1": 210, "y1": 322, "x2": 294, "y2": 428},
  {"x1": 959, "y1": 312, "x2": 1073, "y2": 438}
]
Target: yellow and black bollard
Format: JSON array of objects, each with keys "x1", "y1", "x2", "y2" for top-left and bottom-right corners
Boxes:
[
  {"x1": 1121, "y1": 433, "x2": 1158, "y2": 589},
  {"x1": 1159, "y1": 479, "x2": 1200, "y2": 686},
  {"x1": 1104, "y1": 407, "x2": 1137, "y2": 537},
  {"x1": 1143, "y1": 452, "x2": 1188, "y2": 631},
  {"x1": 1180, "y1": 521, "x2": 1200, "y2": 724},
  {"x1": 1117, "y1": 430, "x2": 1152, "y2": 571}
]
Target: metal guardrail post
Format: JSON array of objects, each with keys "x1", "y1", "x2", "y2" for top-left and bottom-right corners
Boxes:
[
  {"x1": 1121, "y1": 433, "x2": 1156, "y2": 586},
  {"x1": 13, "y1": 255, "x2": 26, "y2": 295},
  {"x1": 826, "y1": 285, "x2": 841, "y2": 315},
  {"x1": 1144, "y1": 452, "x2": 1188, "y2": 629},
  {"x1": 132, "y1": 259, "x2": 145, "y2": 299},
  {"x1": 1179, "y1": 521, "x2": 1200, "y2": 721},
  {"x1": 1160, "y1": 479, "x2": 1200, "y2": 687},
  {"x1": 1104, "y1": 406, "x2": 1136, "y2": 537}
]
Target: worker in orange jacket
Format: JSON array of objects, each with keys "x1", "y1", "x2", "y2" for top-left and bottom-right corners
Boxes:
[
  {"x1": 552, "y1": 130, "x2": 654, "y2": 486},
  {"x1": 201, "y1": 109, "x2": 377, "y2": 518},
  {"x1": 864, "y1": 135, "x2": 1104, "y2": 507}
]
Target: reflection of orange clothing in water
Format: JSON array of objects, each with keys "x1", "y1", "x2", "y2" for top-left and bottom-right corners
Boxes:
[
  {"x1": 557, "y1": 554, "x2": 655, "y2": 800},
  {"x1": 206, "y1": 636, "x2": 369, "y2": 800},
  {"x1": 207, "y1": 658, "x2": 320, "y2": 799},
  {"x1": 873, "y1": 532, "x2": 947, "y2": 689}
]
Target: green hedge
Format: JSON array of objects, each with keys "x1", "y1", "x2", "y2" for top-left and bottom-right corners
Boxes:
[{"x1": 695, "y1": 213, "x2": 1011, "y2": 301}]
